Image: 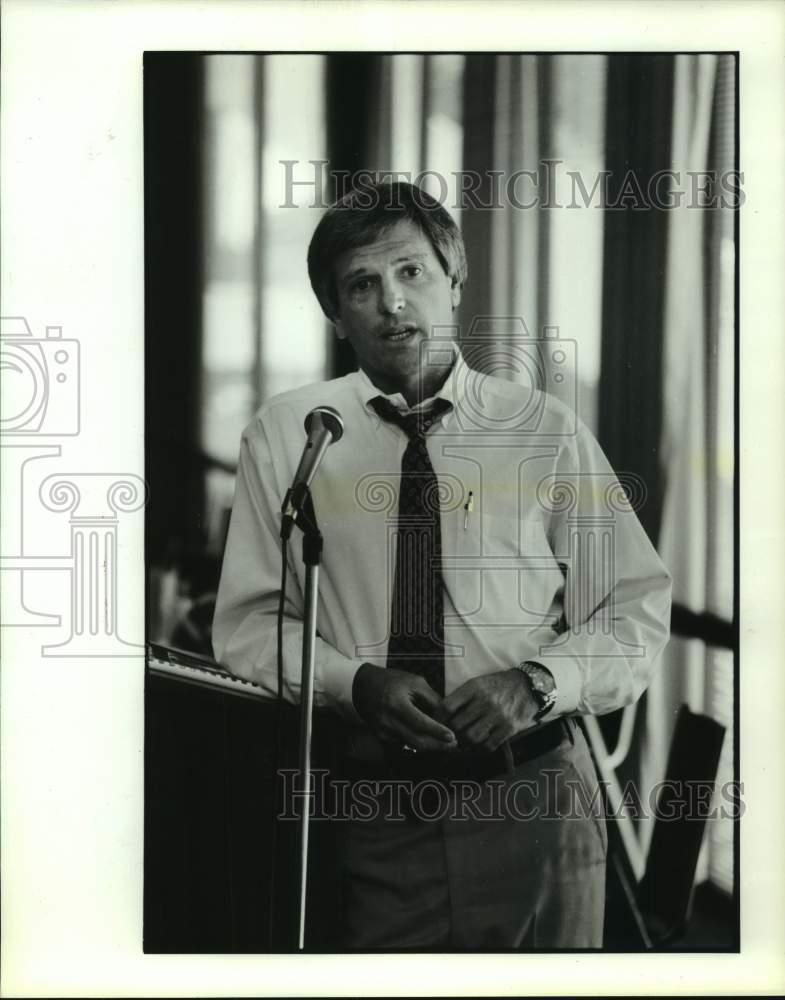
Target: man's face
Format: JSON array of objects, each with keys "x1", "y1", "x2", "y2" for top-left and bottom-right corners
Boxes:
[{"x1": 332, "y1": 218, "x2": 462, "y2": 398}]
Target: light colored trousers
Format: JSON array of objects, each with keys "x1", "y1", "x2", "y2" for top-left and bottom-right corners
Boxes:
[{"x1": 336, "y1": 720, "x2": 607, "y2": 950}]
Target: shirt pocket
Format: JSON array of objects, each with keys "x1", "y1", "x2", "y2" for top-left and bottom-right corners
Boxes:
[{"x1": 444, "y1": 512, "x2": 564, "y2": 629}]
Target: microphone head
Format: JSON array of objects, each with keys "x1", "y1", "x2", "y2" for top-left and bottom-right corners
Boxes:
[{"x1": 304, "y1": 405, "x2": 344, "y2": 442}]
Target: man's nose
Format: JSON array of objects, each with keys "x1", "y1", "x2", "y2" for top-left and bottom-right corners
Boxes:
[{"x1": 378, "y1": 276, "x2": 405, "y2": 314}]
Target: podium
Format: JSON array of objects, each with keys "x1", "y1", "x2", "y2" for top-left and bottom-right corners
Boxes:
[{"x1": 144, "y1": 644, "x2": 343, "y2": 952}]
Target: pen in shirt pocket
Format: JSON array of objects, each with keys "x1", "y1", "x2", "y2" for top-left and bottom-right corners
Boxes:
[{"x1": 463, "y1": 490, "x2": 474, "y2": 530}]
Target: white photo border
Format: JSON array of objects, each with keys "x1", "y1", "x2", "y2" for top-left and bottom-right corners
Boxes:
[{"x1": 2, "y1": 0, "x2": 784, "y2": 995}]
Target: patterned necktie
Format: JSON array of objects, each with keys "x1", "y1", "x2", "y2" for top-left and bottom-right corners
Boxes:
[{"x1": 369, "y1": 395, "x2": 452, "y2": 697}]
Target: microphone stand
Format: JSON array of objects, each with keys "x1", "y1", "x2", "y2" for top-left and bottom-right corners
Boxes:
[{"x1": 284, "y1": 489, "x2": 323, "y2": 951}]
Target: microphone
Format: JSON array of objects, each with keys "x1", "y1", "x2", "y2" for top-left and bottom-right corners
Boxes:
[{"x1": 280, "y1": 405, "x2": 344, "y2": 540}]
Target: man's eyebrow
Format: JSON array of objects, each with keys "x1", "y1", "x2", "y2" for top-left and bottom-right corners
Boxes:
[
  {"x1": 339, "y1": 253, "x2": 429, "y2": 286},
  {"x1": 339, "y1": 267, "x2": 371, "y2": 286}
]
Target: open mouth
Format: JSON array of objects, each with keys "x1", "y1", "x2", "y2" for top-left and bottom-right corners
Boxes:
[{"x1": 382, "y1": 324, "x2": 418, "y2": 342}]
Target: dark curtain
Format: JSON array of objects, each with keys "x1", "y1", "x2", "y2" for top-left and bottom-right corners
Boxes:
[
  {"x1": 325, "y1": 55, "x2": 376, "y2": 380},
  {"x1": 459, "y1": 55, "x2": 498, "y2": 334},
  {"x1": 598, "y1": 54, "x2": 675, "y2": 548},
  {"x1": 144, "y1": 54, "x2": 206, "y2": 565}
]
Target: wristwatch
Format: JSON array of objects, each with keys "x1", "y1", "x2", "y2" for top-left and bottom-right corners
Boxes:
[{"x1": 512, "y1": 661, "x2": 557, "y2": 723}]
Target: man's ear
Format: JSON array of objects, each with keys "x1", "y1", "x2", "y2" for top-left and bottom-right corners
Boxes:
[
  {"x1": 333, "y1": 315, "x2": 347, "y2": 340},
  {"x1": 450, "y1": 279, "x2": 462, "y2": 310}
]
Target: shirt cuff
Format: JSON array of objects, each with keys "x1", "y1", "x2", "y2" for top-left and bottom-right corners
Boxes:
[{"x1": 318, "y1": 647, "x2": 365, "y2": 724}]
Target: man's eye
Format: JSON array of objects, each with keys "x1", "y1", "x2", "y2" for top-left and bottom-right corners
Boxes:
[
  {"x1": 402, "y1": 265, "x2": 423, "y2": 278},
  {"x1": 352, "y1": 278, "x2": 372, "y2": 293}
]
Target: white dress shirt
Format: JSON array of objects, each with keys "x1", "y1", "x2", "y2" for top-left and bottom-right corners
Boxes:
[{"x1": 213, "y1": 351, "x2": 672, "y2": 724}]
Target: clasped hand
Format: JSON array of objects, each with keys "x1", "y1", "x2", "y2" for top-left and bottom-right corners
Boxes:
[{"x1": 352, "y1": 663, "x2": 540, "y2": 754}]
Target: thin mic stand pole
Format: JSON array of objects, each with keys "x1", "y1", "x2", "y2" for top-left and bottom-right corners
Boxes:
[{"x1": 292, "y1": 493, "x2": 323, "y2": 951}]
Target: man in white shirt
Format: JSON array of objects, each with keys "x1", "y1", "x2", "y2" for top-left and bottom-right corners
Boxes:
[{"x1": 213, "y1": 181, "x2": 672, "y2": 949}]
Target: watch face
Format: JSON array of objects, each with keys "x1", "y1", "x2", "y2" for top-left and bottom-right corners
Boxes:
[{"x1": 525, "y1": 663, "x2": 556, "y2": 695}]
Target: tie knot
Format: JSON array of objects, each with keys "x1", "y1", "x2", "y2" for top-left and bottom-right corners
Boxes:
[{"x1": 370, "y1": 396, "x2": 451, "y2": 439}]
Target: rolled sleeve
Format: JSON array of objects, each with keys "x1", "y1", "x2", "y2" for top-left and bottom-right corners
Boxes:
[
  {"x1": 532, "y1": 417, "x2": 673, "y2": 717},
  {"x1": 213, "y1": 418, "x2": 366, "y2": 722}
]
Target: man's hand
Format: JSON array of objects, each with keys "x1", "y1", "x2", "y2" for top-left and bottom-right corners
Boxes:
[
  {"x1": 437, "y1": 671, "x2": 539, "y2": 753},
  {"x1": 352, "y1": 663, "x2": 457, "y2": 752}
]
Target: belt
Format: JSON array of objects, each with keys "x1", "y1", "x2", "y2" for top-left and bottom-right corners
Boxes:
[{"x1": 340, "y1": 717, "x2": 573, "y2": 785}]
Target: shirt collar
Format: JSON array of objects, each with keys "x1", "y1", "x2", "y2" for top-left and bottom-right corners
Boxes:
[{"x1": 352, "y1": 341, "x2": 472, "y2": 427}]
